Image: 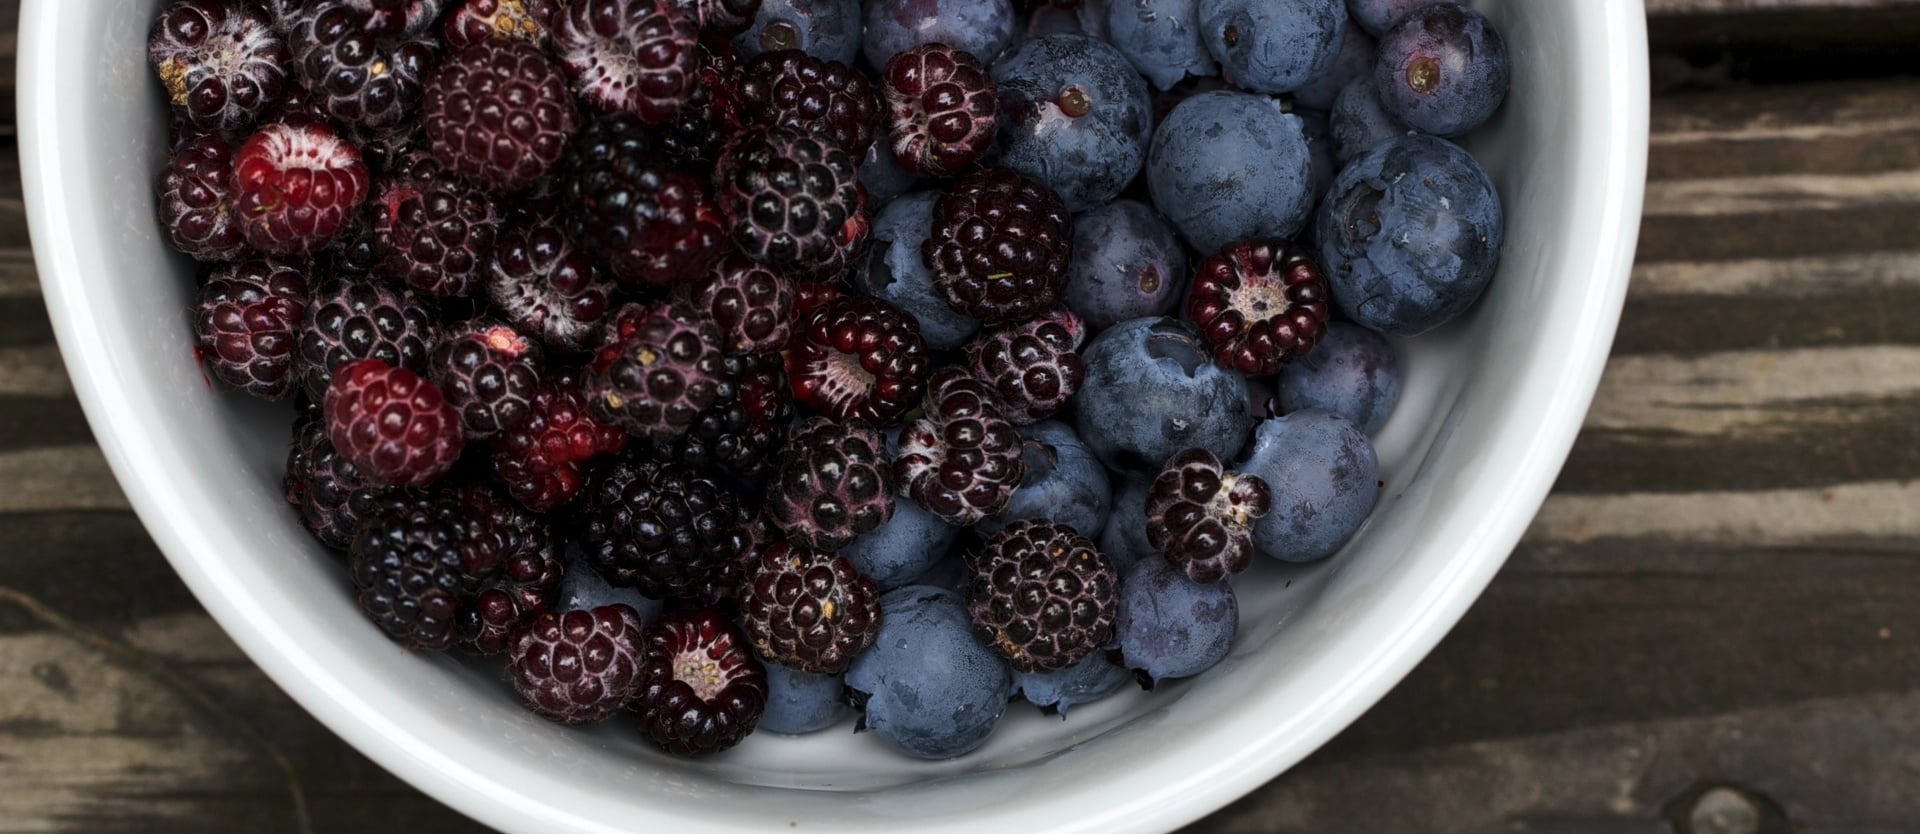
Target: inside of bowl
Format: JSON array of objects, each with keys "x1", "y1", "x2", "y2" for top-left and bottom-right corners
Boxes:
[{"x1": 30, "y1": 0, "x2": 1634, "y2": 830}]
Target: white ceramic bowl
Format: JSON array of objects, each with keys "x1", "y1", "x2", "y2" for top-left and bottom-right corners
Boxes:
[{"x1": 20, "y1": 2, "x2": 1648, "y2": 831}]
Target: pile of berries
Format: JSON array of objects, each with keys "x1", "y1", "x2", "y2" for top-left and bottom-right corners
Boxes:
[{"x1": 151, "y1": 0, "x2": 1508, "y2": 760}]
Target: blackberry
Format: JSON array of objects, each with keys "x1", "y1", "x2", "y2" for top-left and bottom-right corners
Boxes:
[
  {"x1": 739, "y1": 541, "x2": 882, "y2": 674},
  {"x1": 449, "y1": 481, "x2": 564, "y2": 653},
  {"x1": 428, "y1": 319, "x2": 544, "y2": 438},
  {"x1": 713, "y1": 127, "x2": 868, "y2": 282},
  {"x1": 486, "y1": 219, "x2": 616, "y2": 353},
  {"x1": 509, "y1": 604, "x2": 646, "y2": 721},
  {"x1": 736, "y1": 49, "x2": 881, "y2": 156},
  {"x1": 148, "y1": 0, "x2": 290, "y2": 132},
  {"x1": 677, "y1": 0, "x2": 761, "y2": 35},
  {"x1": 963, "y1": 307, "x2": 1085, "y2": 425},
  {"x1": 895, "y1": 367, "x2": 1024, "y2": 525},
  {"x1": 585, "y1": 303, "x2": 727, "y2": 442},
  {"x1": 194, "y1": 259, "x2": 310, "y2": 400},
  {"x1": 923, "y1": 168, "x2": 1072, "y2": 325},
  {"x1": 680, "y1": 253, "x2": 795, "y2": 356},
  {"x1": 444, "y1": 0, "x2": 564, "y2": 49},
  {"x1": 156, "y1": 129, "x2": 246, "y2": 262},
  {"x1": 653, "y1": 351, "x2": 793, "y2": 479},
  {"x1": 561, "y1": 114, "x2": 727, "y2": 286},
  {"x1": 1145, "y1": 448, "x2": 1271, "y2": 584},
  {"x1": 766, "y1": 416, "x2": 894, "y2": 550},
  {"x1": 297, "y1": 276, "x2": 437, "y2": 401},
  {"x1": 349, "y1": 496, "x2": 501, "y2": 650},
  {"x1": 372, "y1": 153, "x2": 501, "y2": 297},
  {"x1": 489, "y1": 375, "x2": 629, "y2": 511},
  {"x1": 652, "y1": 42, "x2": 745, "y2": 170},
  {"x1": 422, "y1": 39, "x2": 581, "y2": 192},
  {"x1": 966, "y1": 519, "x2": 1118, "y2": 673},
  {"x1": 1187, "y1": 240, "x2": 1331, "y2": 376},
  {"x1": 577, "y1": 455, "x2": 750, "y2": 600},
  {"x1": 634, "y1": 609, "x2": 768, "y2": 755},
  {"x1": 287, "y1": 1, "x2": 440, "y2": 131},
  {"x1": 284, "y1": 410, "x2": 394, "y2": 549},
  {"x1": 324, "y1": 358, "x2": 466, "y2": 487},
  {"x1": 554, "y1": 0, "x2": 701, "y2": 123},
  {"x1": 784, "y1": 295, "x2": 928, "y2": 425},
  {"x1": 882, "y1": 43, "x2": 998, "y2": 177}
]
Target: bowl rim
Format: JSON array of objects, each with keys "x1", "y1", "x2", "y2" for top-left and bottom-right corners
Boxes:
[{"x1": 17, "y1": 1, "x2": 1648, "y2": 830}]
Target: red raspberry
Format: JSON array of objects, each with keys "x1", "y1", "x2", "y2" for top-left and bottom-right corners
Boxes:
[
  {"x1": 323, "y1": 358, "x2": 466, "y2": 488},
  {"x1": 509, "y1": 604, "x2": 646, "y2": 723},
  {"x1": 489, "y1": 375, "x2": 629, "y2": 511},
  {"x1": 1187, "y1": 240, "x2": 1332, "y2": 376},
  {"x1": 422, "y1": 39, "x2": 581, "y2": 192},
  {"x1": 232, "y1": 120, "x2": 371, "y2": 254},
  {"x1": 883, "y1": 43, "x2": 999, "y2": 177}
]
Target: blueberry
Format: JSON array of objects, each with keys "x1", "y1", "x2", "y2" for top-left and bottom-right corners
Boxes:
[
  {"x1": 1347, "y1": 0, "x2": 1447, "y2": 37},
  {"x1": 991, "y1": 34, "x2": 1154, "y2": 211},
  {"x1": 1113, "y1": 556, "x2": 1237, "y2": 685},
  {"x1": 1014, "y1": 653, "x2": 1133, "y2": 715},
  {"x1": 1374, "y1": 3, "x2": 1509, "y2": 136},
  {"x1": 1197, "y1": 0, "x2": 1347, "y2": 95},
  {"x1": 843, "y1": 498, "x2": 962, "y2": 590},
  {"x1": 862, "y1": 0, "x2": 1018, "y2": 69},
  {"x1": 911, "y1": 553, "x2": 971, "y2": 592},
  {"x1": 859, "y1": 143, "x2": 920, "y2": 212},
  {"x1": 978, "y1": 420, "x2": 1112, "y2": 538},
  {"x1": 1291, "y1": 19, "x2": 1376, "y2": 111},
  {"x1": 1104, "y1": 0, "x2": 1218, "y2": 91},
  {"x1": 1298, "y1": 110, "x2": 1339, "y2": 213},
  {"x1": 1329, "y1": 75, "x2": 1410, "y2": 162},
  {"x1": 1028, "y1": 0, "x2": 1109, "y2": 39},
  {"x1": 855, "y1": 191, "x2": 982, "y2": 350},
  {"x1": 1146, "y1": 90, "x2": 1314, "y2": 254},
  {"x1": 1063, "y1": 199, "x2": 1188, "y2": 333},
  {"x1": 1277, "y1": 322, "x2": 1401, "y2": 435},
  {"x1": 733, "y1": 0, "x2": 863, "y2": 64},
  {"x1": 845, "y1": 586, "x2": 1013, "y2": 759},
  {"x1": 1096, "y1": 477, "x2": 1156, "y2": 575},
  {"x1": 1238, "y1": 410, "x2": 1379, "y2": 563},
  {"x1": 1074, "y1": 317, "x2": 1252, "y2": 479},
  {"x1": 556, "y1": 551, "x2": 663, "y2": 622},
  {"x1": 1315, "y1": 133, "x2": 1502, "y2": 335},
  {"x1": 760, "y1": 665, "x2": 851, "y2": 735}
]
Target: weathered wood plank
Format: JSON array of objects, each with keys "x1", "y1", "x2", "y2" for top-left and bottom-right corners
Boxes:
[{"x1": 0, "y1": 446, "x2": 126, "y2": 513}]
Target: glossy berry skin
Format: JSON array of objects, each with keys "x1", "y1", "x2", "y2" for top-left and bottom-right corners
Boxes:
[
  {"x1": 1277, "y1": 322, "x2": 1400, "y2": 435},
  {"x1": 1239, "y1": 410, "x2": 1379, "y2": 563},
  {"x1": 554, "y1": 0, "x2": 701, "y2": 123},
  {"x1": 633, "y1": 609, "x2": 768, "y2": 755},
  {"x1": 923, "y1": 168, "x2": 1073, "y2": 326},
  {"x1": 157, "y1": 130, "x2": 247, "y2": 262},
  {"x1": 287, "y1": 2, "x2": 439, "y2": 131},
  {"x1": 844, "y1": 586, "x2": 1011, "y2": 759},
  {"x1": 965, "y1": 307, "x2": 1086, "y2": 425},
  {"x1": 1329, "y1": 76, "x2": 1409, "y2": 162},
  {"x1": 680, "y1": 0, "x2": 764, "y2": 35},
  {"x1": 429, "y1": 320, "x2": 543, "y2": 438},
  {"x1": 586, "y1": 303, "x2": 727, "y2": 442},
  {"x1": 562, "y1": 115, "x2": 728, "y2": 286},
  {"x1": 1145, "y1": 448, "x2": 1271, "y2": 583},
  {"x1": 1316, "y1": 134, "x2": 1503, "y2": 336},
  {"x1": 489, "y1": 377, "x2": 629, "y2": 511},
  {"x1": 1061, "y1": 199, "x2": 1187, "y2": 332},
  {"x1": 759, "y1": 665, "x2": 848, "y2": 734},
  {"x1": 486, "y1": 219, "x2": 616, "y2": 352},
  {"x1": 882, "y1": 44, "x2": 998, "y2": 178},
  {"x1": 194, "y1": 259, "x2": 309, "y2": 400},
  {"x1": 422, "y1": 40, "x2": 581, "y2": 192},
  {"x1": 1374, "y1": 2, "x2": 1509, "y2": 137},
  {"x1": 739, "y1": 541, "x2": 882, "y2": 673},
  {"x1": 340, "y1": 0, "x2": 445, "y2": 36},
  {"x1": 856, "y1": 192, "x2": 979, "y2": 351},
  {"x1": 1198, "y1": 0, "x2": 1347, "y2": 95},
  {"x1": 233, "y1": 120, "x2": 371, "y2": 254},
  {"x1": 965, "y1": 520, "x2": 1117, "y2": 673},
  {"x1": 509, "y1": 604, "x2": 646, "y2": 723},
  {"x1": 1113, "y1": 556, "x2": 1236, "y2": 685},
  {"x1": 861, "y1": 0, "x2": 1015, "y2": 70},
  {"x1": 734, "y1": 0, "x2": 862, "y2": 65},
  {"x1": 841, "y1": 498, "x2": 961, "y2": 591},
  {"x1": 652, "y1": 43, "x2": 746, "y2": 170},
  {"x1": 148, "y1": 0, "x2": 289, "y2": 132},
  {"x1": 737, "y1": 49, "x2": 881, "y2": 156},
  {"x1": 284, "y1": 411, "x2": 392, "y2": 549},
  {"x1": 767, "y1": 417, "x2": 895, "y2": 550},
  {"x1": 714, "y1": 128, "x2": 869, "y2": 282},
  {"x1": 324, "y1": 359, "x2": 465, "y2": 488},
  {"x1": 1347, "y1": 0, "x2": 1446, "y2": 36},
  {"x1": 978, "y1": 420, "x2": 1111, "y2": 539},
  {"x1": 896, "y1": 368, "x2": 1024, "y2": 525},
  {"x1": 557, "y1": 552, "x2": 664, "y2": 620},
  {"x1": 653, "y1": 351, "x2": 794, "y2": 479},
  {"x1": 348, "y1": 497, "x2": 498, "y2": 651},
  {"x1": 296, "y1": 277, "x2": 436, "y2": 401},
  {"x1": 1097, "y1": 477, "x2": 1155, "y2": 575},
  {"x1": 458, "y1": 487, "x2": 565, "y2": 654},
  {"x1": 1188, "y1": 240, "x2": 1332, "y2": 377},
  {"x1": 1147, "y1": 90, "x2": 1314, "y2": 254},
  {"x1": 1013, "y1": 652, "x2": 1131, "y2": 716},
  {"x1": 1291, "y1": 18, "x2": 1375, "y2": 111},
  {"x1": 1103, "y1": 0, "x2": 1217, "y2": 91},
  {"x1": 372, "y1": 154, "x2": 501, "y2": 297},
  {"x1": 1075, "y1": 317, "x2": 1252, "y2": 478},
  {"x1": 856, "y1": 136, "x2": 919, "y2": 211},
  {"x1": 990, "y1": 34, "x2": 1153, "y2": 212},
  {"x1": 785, "y1": 295, "x2": 928, "y2": 425},
  {"x1": 444, "y1": 0, "x2": 565, "y2": 49},
  {"x1": 681, "y1": 253, "x2": 794, "y2": 355},
  {"x1": 578, "y1": 455, "x2": 750, "y2": 600}
]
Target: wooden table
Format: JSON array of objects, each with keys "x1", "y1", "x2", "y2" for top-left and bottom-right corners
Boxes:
[{"x1": 6, "y1": 2, "x2": 1920, "y2": 831}]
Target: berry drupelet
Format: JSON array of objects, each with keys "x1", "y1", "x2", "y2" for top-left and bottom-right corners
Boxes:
[
  {"x1": 486, "y1": 219, "x2": 616, "y2": 353},
  {"x1": 736, "y1": 49, "x2": 881, "y2": 156},
  {"x1": 882, "y1": 43, "x2": 998, "y2": 178},
  {"x1": 232, "y1": 119, "x2": 372, "y2": 254},
  {"x1": 784, "y1": 295, "x2": 928, "y2": 425},
  {"x1": 422, "y1": 39, "x2": 581, "y2": 192},
  {"x1": 633, "y1": 609, "x2": 768, "y2": 755},
  {"x1": 767, "y1": 416, "x2": 895, "y2": 550},
  {"x1": 554, "y1": 0, "x2": 701, "y2": 123},
  {"x1": 576, "y1": 455, "x2": 751, "y2": 600},
  {"x1": 428, "y1": 319, "x2": 544, "y2": 438},
  {"x1": 297, "y1": 276, "x2": 438, "y2": 401},
  {"x1": 1187, "y1": 239, "x2": 1332, "y2": 377},
  {"x1": 652, "y1": 350, "x2": 794, "y2": 479},
  {"x1": 349, "y1": 495, "x2": 501, "y2": 651},
  {"x1": 895, "y1": 367, "x2": 1024, "y2": 525},
  {"x1": 371, "y1": 153, "x2": 501, "y2": 297},
  {"x1": 738, "y1": 540, "x2": 883, "y2": 673},
  {"x1": 508, "y1": 604, "x2": 646, "y2": 722},
  {"x1": 456, "y1": 483, "x2": 566, "y2": 654},
  {"x1": 489, "y1": 374, "x2": 629, "y2": 511},
  {"x1": 922, "y1": 168, "x2": 1072, "y2": 325},
  {"x1": 157, "y1": 129, "x2": 247, "y2": 262},
  {"x1": 713, "y1": 127, "x2": 869, "y2": 282},
  {"x1": 964, "y1": 307, "x2": 1085, "y2": 425},
  {"x1": 561, "y1": 114, "x2": 727, "y2": 286},
  {"x1": 286, "y1": 0, "x2": 440, "y2": 131},
  {"x1": 285, "y1": 410, "x2": 393, "y2": 549},
  {"x1": 194, "y1": 259, "x2": 309, "y2": 400},
  {"x1": 1145, "y1": 448, "x2": 1271, "y2": 584},
  {"x1": 585, "y1": 303, "x2": 729, "y2": 442},
  {"x1": 681, "y1": 253, "x2": 795, "y2": 356},
  {"x1": 652, "y1": 42, "x2": 746, "y2": 170},
  {"x1": 324, "y1": 358, "x2": 466, "y2": 488},
  {"x1": 148, "y1": 0, "x2": 290, "y2": 132},
  {"x1": 444, "y1": 0, "x2": 565, "y2": 50},
  {"x1": 966, "y1": 519, "x2": 1118, "y2": 673}
]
